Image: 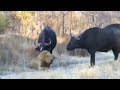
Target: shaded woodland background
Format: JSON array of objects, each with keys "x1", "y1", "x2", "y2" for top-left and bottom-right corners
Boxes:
[{"x1": 1, "y1": 11, "x2": 120, "y2": 57}]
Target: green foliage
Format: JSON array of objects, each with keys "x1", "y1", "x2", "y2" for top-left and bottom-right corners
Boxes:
[
  {"x1": 15, "y1": 11, "x2": 39, "y2": 36},
  {"x1": 16, "y1": 11, "x2": 34, "y2": 23},
  {"x1": 0, "y1": 14, "x2": 9, "y2": 34}
]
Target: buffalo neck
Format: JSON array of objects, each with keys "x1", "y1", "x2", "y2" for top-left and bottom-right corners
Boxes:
[{"x1": 77, "y1": 38, "x2": 85, "y2": 49}]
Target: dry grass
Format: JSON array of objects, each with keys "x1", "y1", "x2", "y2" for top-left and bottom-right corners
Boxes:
[
  {"x1": 0, "y1": 34, "x2": 37, "y2": 73},
  {"x1": 1, "y1": 58, "x2": 120, "y2": 79},
  {"x1": 1, "y1": 52, "x2": 120, "y2": 79}
]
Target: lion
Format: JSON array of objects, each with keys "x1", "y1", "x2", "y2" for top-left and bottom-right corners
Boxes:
[{"x1": 29, "y1": 50, "x2": 56, "y2": 70}]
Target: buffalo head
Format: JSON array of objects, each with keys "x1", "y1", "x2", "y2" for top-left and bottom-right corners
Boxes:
[
  {"x1": 66, "y1": 35, "x2": 80, "y2": 51},
  {"x1": 34, "y1": 39, "x2": 51, "y2": 52}
]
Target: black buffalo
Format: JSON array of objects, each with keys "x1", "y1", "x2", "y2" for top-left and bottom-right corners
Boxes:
[
  {"x1": 67, "y1": 24, "x2": 120, "y2": 66},
  {"x1": 34, "y1": 26, "x2": 57, "y2": 54}
]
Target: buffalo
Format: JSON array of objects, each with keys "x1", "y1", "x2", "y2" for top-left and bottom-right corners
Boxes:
[
  {"x1": 67, "y1": 24, "x2": 120, "y2": 67},
  {"x1": 34, "y1": 25, "x2": 57, "y2": 54}
]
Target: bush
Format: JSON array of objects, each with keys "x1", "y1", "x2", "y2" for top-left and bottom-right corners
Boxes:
[
  {"x1": 0, "y1": 14, "x2": 9, "y2": 34},
  {"x1": 0, "y1": 35, "x2": 35, "y2": 72}
]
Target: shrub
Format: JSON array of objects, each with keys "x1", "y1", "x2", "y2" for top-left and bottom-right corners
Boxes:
[{"x1": 0, "y1": 14, "x2": 9, "y2": 34}]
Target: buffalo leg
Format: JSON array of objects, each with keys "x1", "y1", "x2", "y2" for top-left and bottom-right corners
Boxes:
[
  {"x1": 88, "y1": 50, "x2": 95, "y2": 67},
  {"x1": 90, "y1": 52, "x2": 95, "y2": 66},
  {"x1": 50, "y1": 50, "x2": 52, "y2": 54},
  {"x1": 112, "y1": 49, "x2": 119, "y2": 60}
]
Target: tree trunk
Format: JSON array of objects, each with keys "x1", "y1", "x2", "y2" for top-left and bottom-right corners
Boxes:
[
  {"x1": 62, "y1": 12, "x2": 65, "y2": 36},
  {"x1": 70, "y1": 11, "x2": 72, "y2": 35}
]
